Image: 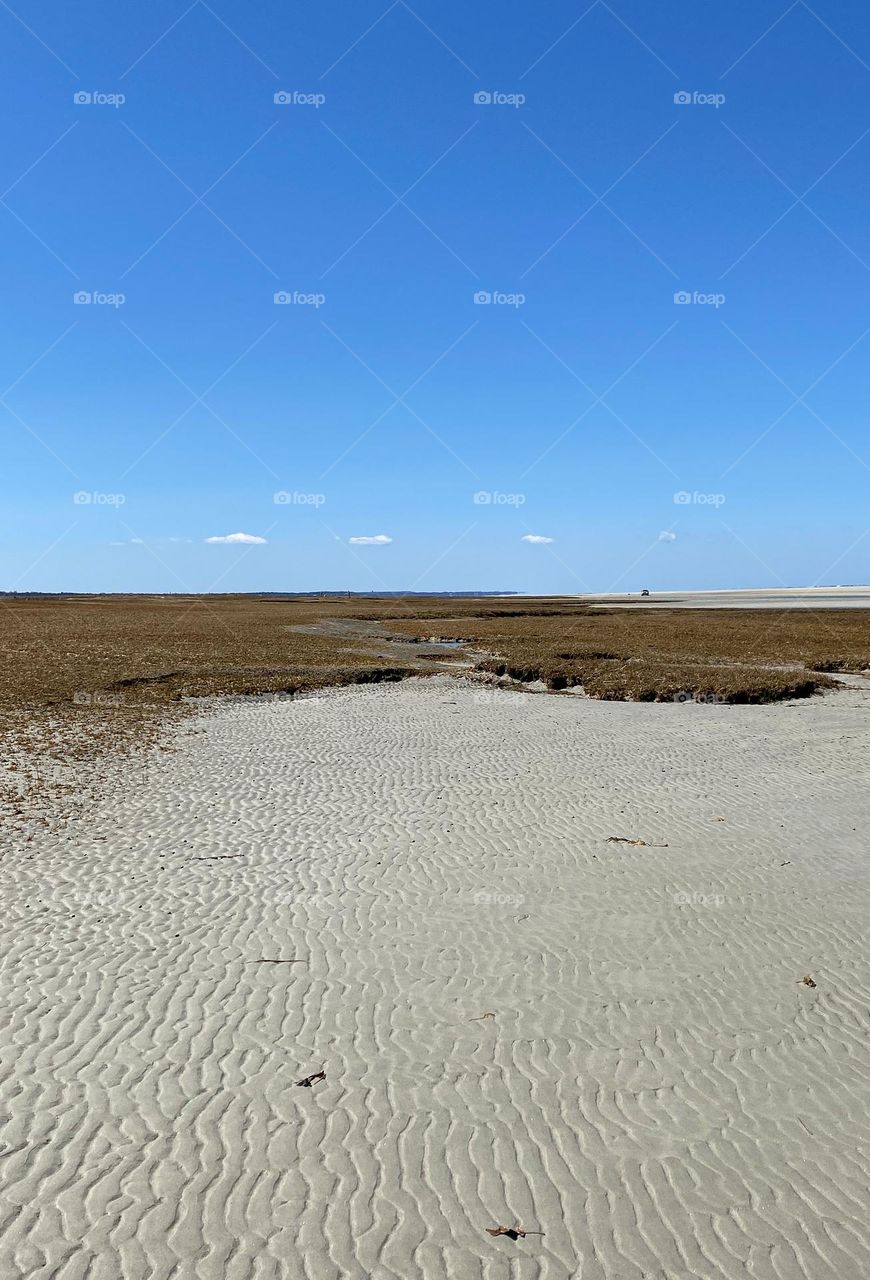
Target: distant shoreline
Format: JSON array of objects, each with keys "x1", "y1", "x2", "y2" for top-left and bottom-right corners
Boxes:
[
  {"x1": 575, "y1": 587, "x2": 870, "y2": 609},
  {"x1": 3, "y1": 586, "x2": 869, "y2": 602}
]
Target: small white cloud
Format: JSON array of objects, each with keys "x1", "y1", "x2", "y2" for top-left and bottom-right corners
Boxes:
[
  {"x1": 206, "y1": 532, "x2": 268, "y2": 545},
  {"x1": 658, "y1": 530, "x2": 677, "y2": 542},
  {"x1": 349, "y1": 534, "x2": 392, "y2": 545},
  {"x1": 521, "y1": 534, "x2": 554, "y2": 544}
]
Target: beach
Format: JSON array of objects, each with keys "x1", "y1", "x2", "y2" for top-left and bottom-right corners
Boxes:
[
  {"x1": 1, "y1": 675, "x2": 869, "y2": 1279},
  {"x1": 581, "y1": 588, "x2": 870, "y2": 609}
]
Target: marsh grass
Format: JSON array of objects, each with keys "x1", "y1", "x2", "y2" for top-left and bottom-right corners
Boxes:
[
  {"x1": 1, "y1": 594, "x2": 866, "y2": 819},
  {"x1": 384, "y1": 606, "x2": 868, "y2": 702}
]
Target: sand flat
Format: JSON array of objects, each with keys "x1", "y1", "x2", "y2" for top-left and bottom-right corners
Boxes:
[
  {"x1": 1, "y1": 676, "x2": 869, "y2": 1280},
  {"x1": 580, "y1": 587, "x2": 870, "y2": 609}
]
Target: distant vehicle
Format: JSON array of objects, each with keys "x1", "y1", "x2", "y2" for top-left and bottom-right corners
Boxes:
[{"x1": 641, "y1": 588, "x2": 650, "y2": 596}]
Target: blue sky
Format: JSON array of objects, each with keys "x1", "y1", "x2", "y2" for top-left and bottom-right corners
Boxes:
[{"x1": 2, "y1": 0, "x2": 869, "y2": 592}]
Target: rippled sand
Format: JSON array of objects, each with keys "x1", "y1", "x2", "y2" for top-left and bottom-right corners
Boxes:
[{"x1": 2, "y1": 676, "x2": 869, "y2": 1279}]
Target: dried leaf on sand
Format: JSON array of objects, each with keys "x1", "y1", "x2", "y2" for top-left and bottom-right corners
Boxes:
[{"x1": 485, "y1": 1224, "x2": 543, "y2": 1240}]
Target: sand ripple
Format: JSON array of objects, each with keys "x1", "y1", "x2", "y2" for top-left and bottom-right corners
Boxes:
[{"x1": 1, "y1": 677, "x2": 869, "y2": 1279}]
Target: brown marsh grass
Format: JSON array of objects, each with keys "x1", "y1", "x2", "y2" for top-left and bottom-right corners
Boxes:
[{"x1": 1, "y1": 594, "x2": 867, "y2": 820}]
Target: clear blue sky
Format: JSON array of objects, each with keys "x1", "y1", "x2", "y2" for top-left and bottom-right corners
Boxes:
[{"x1": 2, "y1": 0, "x2": 869, "y2": 592}]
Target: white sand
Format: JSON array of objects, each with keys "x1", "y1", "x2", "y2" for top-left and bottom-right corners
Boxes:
[
  {"x1": 1, "y1": 676, "x2": 869, "y2": 1280},
  {"x1": 579, "y1": 588, "x2": 870, "y2": 609}
]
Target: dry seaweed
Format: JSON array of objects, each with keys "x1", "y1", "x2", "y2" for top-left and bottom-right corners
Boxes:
[
  {"x1": 605, "y1": 837, "x2": 668, "y2": 848},
  {"x1": 295, "y1": 1070, "x2": 326, "y2": 1087}
]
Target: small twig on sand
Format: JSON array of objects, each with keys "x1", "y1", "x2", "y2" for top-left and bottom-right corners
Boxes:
[{"x1": 605, "y1": 836, "x2": 668, "y2": 848}]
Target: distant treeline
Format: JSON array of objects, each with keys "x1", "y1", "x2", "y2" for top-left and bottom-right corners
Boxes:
[{"x1": 0, "y1": 590, "x2": 519, "y2": 599}]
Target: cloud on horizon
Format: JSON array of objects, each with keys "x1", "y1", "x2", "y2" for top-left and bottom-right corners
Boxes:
[
  {"x1": 521, "y1": 534, "x2": 554, "y2": 544},
  {"x1": 206, "y1": 532, "x2": 268, "y2": 545},
  {"x1": 349, "y1": 534, "x2": 392, "y2": 545}
]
